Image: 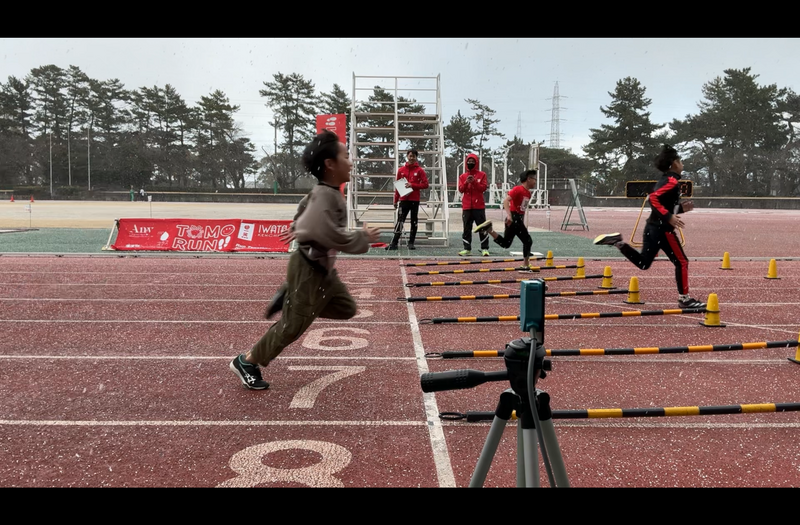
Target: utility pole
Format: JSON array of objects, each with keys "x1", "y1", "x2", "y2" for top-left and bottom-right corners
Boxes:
[
  {"x1": 49, "y1": 132, "x2": 53, "y2": 198},
  {"x1": 87, "y1": 123, "x2": 91, "y2": 191},
  {"x1": 273, "y1": 115, "x2": 278, "y2": 154}
]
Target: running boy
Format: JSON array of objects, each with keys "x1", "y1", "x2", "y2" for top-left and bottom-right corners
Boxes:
[
  {"x1": 230, "y1": 130, "x2": 381, "y2": 390},
  {"x1": 473, "y1": 169, "x2": 537, "y2": 271},
  {"x1": 593, "y1": 144, "x2": 706, "y2": 309}
]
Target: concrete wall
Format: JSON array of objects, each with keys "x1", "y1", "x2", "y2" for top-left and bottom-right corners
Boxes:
[
  {"x1": 548, "y1": 189, "x2": 800, "y2": 210},
  {"x1": 5, "y1": 188, "x2": 800, "y2": 210}
]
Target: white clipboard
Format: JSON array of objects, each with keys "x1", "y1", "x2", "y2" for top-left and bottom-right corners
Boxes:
[{"x1": 394, "y1": 178, "x2": 413, "y2": 197}]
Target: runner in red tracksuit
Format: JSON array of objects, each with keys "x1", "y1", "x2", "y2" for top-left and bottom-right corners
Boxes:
[
  {"x1": 458, "y1": 153, "x2": 490, "y2": 256},
  {"x1": 387, "y1": 149, "x2": 429, "y2": 250},
  {"x1": 593, "y1": 144, "x2": 706, "y2": 309}
]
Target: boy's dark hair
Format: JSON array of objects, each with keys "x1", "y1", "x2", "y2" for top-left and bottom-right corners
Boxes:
[
  {"x1": 654, "y1": 144, "x2": 680, "y2": 173},
  {"x1": 520, "y1": 169, "x2": 538, "y2": 183},
  {"x1": 302, "y1": 130, "x2": 341, "y2": 180},
  {"x1": 407, "y1": 148, "x2": 418, "y2": 157}
]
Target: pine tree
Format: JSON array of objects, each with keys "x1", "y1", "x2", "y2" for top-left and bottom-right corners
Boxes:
[
  {"x1": 583, "y1": 77, "x2": 662, "y2": 195},
  {"x1": 671, "y1": 68, "x2": 789, "y2": 196}
]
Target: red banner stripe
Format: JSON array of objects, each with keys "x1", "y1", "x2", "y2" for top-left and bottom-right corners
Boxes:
[{"x1": 111, "y1": 218, "x2": 292, "y2": 252}]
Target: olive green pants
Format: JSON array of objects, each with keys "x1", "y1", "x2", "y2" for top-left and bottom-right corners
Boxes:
[{"x1": 250, "y1": 251, "x2": 357, "y2": 366}]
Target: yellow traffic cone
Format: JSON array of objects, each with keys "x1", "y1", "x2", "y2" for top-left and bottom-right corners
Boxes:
[
  {"x1": 789, "y1": 332, "x2": 800, "y2": 365},
  {"x1": 720, "y1": 252, "x2": 732, "y2": 270},
  {"x1": 624, "y1": 276, "x2": 644, "y2": 304},
  {"x1": 575, "y1": 257, "x2": 585, "y2": 277},
  {"x1": 700, "y1": 293, "x2": 726, "y2": 327},
  {"x1": 599, "y1": 266, "x2": 614, "y2": 289},
  {"x1": 545, "y1": 250, "x2": 554, "y2": 267},
  {"x1": 765, "y1": 259, "x2": 779, "y2": 279}
]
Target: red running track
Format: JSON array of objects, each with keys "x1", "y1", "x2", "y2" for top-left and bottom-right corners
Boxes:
[{"x1": 1, "y1": 253, "x2": 799, "y2": 487}]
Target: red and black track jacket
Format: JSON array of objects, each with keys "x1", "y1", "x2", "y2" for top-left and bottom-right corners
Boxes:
[
  {"x1": 458, "y1": 153, "x2": 488, "y2": 210},
  {"x1": 647, "y1": 171, "x2": 684, "y2": 231}
]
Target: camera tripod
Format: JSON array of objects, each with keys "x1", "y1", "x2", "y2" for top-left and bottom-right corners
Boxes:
[
  {"x1": 421, "y1": 335, "x2": 570, "y2": 487},
  {"x1": 470, "y1": 337, "x2": 569, "y2": 487}
]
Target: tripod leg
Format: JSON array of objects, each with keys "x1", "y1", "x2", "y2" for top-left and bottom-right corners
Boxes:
[
  {"x1": 521, "y1": 428, "x2": 540, "y2": 487},
  {"x1": 470, "y1": 416, "x2": 509, "y2": 487},
  {"x1": 517, "y1": 408, "x2": 540, "y2": 488},
  {"x1": 536, "y1": 391, "x2": 570, "y2": 487},
  {"x1": 516, "y1": 423, "x2": 525, "y2": 487},
  {"x1": 469, "y1": 390, "x2": 517, "y2": 487},
  {"x1": 538, "y1": 418, "x2": 569, "y2": 487}
]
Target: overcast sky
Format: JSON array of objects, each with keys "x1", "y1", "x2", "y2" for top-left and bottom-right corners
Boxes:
[{"x1": 2, "y1": 37, "x2": 799, "y2": 159}]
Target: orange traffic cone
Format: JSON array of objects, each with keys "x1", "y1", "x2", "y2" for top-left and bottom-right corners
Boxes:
[
  {"x1": 9, "y1": 194, "x2": 14, "y2": 202},
  {"x1": 30, "y1": 195, "x2": 34, "y2": 203}
]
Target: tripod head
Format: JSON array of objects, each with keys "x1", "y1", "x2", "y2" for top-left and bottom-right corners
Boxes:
[
  {"x1": 419, "y1": 337, "x2": 551, "y2": 393},
  {"x1": 420, "y1": 279, "x2": 549, "y2": 395},
  {"x1": 503, "y1": 337, "x2": 550, "y2": 397}
]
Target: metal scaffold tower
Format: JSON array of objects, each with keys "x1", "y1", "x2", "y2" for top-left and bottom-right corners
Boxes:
[{"x1": 347, "y1": 75, "x2": 450, "y2": 246}]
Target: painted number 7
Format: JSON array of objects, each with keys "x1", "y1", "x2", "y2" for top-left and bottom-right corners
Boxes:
[{"x1": 288, "y1": 366, "x2": 367, "y2": 409}]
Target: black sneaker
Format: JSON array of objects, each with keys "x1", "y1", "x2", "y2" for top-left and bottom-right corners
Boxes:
[
  {"x1": 678, "y1": 297, "x2": 707, "y2": 309},
  {"x1": 593, "y1": 233, "x2": 623, "y2": 246},
  {"x1": 264, "y1": 283, "x2": 287, "y2": 319},
  {"x1": 385, "y1": 244, "x2": 398, "y2": 251},
  {"x1": 230, "y1": 355, "x2": 269, "y2": 390},
  {"x1": 472, "y1": 220, "x2": 493, "y2": 235},
  {"x1": 516, "y1": 266, "x2": 535, "y2": 273},
  {"x1": 407, "y1": 244, "x2": 416, "y2": 250}
]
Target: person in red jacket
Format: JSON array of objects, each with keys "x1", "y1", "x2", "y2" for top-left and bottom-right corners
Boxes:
[
  {"x1": 387, "y1": 149, "x2": 429, "y2": 250},
  {"x1": 473, "y1": 169, "x2": 537, "y2": 271},
  {"x1": 593, "y1": 144, "x2": 706, "y2": 309},
  {"x1": 458, "y1": 153, "x2": 490, "y2": 256}
]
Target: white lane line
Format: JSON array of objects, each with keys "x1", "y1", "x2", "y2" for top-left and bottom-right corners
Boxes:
[
  {"x1": 401, "y1": 264, "x2": 456, "y2": 488},
  {"x1": 0, "y1": 320, "x2": 410, "y2": 325},
  {"x1": 0, "y1": 355, "x2": 417, "y2": 361},
  {"x1": 5, "y1": 419, "x2": 796, "y2": 429},
  {"x1": 0, "y1": 419, "x2": 427, "y2": 427},
  {"x1": 0, "y1": 283, "x2": 402, "y2": 288},
  {"x1": 450, "y1": 421, "x2": 800, "y2": 429},
  {"x1": 0, "y1": 298, "x2": 402, "y2": 303},
  {"x1": 0, "y1": 356, "x2": 790, "y2": 365},
  {"x1": 545, "y1": 358, "x2": 792, "y2": 364}
]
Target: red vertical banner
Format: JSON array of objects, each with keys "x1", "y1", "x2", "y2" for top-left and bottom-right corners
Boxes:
[
  {"x1": 316, "y1": 114, "x2": 347, "y2": 143},
  {"x1": 316, "y1": 114, "x2": 348, "y2": 196}
]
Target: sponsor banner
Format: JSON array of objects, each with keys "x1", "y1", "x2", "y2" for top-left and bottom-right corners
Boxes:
[
  {"x1": 111, "y1": 218, "x2": 291, "y2": 252},
  {"x1": 315, "y1": 113, "x2": 347, "y2": 144},
  {"x1": 316, "y1": 113, "x2": 348, "y2": 196}
]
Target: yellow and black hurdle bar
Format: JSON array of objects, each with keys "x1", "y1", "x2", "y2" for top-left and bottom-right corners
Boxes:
[
  {"x1": 413, "y1": 264, "x2": 581, "y2": 276},
  {"x1": 404, "y1": 257, "x2": 544, "y2": 267},
  {"x1": 424, "y1": 339, "x2": 800, "y2": 359},
  {"x1": 440, "y1": 401, "x2": 800, "y2": 422},
  {"x1": 421, "y1": 307, "x2": 706, "y2": 324},
  {"x1": 405, "y1": 274, "x2": 605, "y2": 288},
  {"x1": 401, "y1": 288, "x2": 629, "y2": 302}
]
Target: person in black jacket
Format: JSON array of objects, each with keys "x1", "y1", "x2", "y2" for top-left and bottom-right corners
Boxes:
[{"x1": 593, "y1": 144, "x2": 706, "y2": 309}]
